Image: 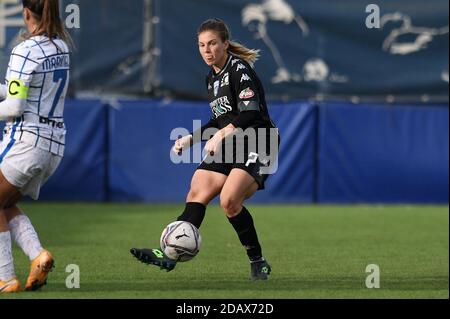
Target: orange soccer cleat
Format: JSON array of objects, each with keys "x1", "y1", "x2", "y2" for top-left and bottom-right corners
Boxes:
[
  {"x1": 0, "y1": 278, "x2": 21, "y2": 293},
  {"x1": 25, "y1": 250, "x2": 54, "y2": 291}
]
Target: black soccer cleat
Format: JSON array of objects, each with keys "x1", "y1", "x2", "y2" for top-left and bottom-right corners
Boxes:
[
  {"x1": 250, "y1": 258, "x2": 272, "y2": 281},
  {"x1": 130, "y1": 248, "x2": 177, "y2": 272}
]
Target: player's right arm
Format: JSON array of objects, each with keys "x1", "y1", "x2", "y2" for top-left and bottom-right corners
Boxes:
[
  {"x1": 172, "y1": 75, "x2": 219, "y2": 155},
  {"x1": 0, "y1": 44, "x2": 39, "y2": 121},
  {"x1": 0, "y1": 84, "x2": 6, "y2": 100},
  {"x1": 0, "y1": 79, "x2": 28, "y2": 120},
  {"x1": 172, "y1": 117, "x2": 219, "y2": 155}
]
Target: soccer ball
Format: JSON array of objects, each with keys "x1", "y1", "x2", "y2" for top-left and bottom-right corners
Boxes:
[{"x1": 160, "y1": 221, "x2": 201, "y2": 262}]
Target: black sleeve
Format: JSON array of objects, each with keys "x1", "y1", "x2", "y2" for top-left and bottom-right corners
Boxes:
[
  {"x1": 231, "y1": 62, "x2": 262, "y2": 114},
  {"x1": 229, "y1": 62, "x2": 263, "y2": 129},
  {"x1": 200, "y1": 117, "x2": 219, "y2": 136},
  {"x1": 231, "y1": 110, "x2": 263, "y2": 129},
  {"x1": 189, "y1": 74, "x2": 219, "y2": 142},
  {"x1": 190, "y1": 117, "x2": 219, "y2": 143}
]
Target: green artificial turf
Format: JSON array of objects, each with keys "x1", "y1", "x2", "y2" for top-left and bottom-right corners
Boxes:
[{"x1": 2, "y1": 203, "x2": 448, "y2": 299}]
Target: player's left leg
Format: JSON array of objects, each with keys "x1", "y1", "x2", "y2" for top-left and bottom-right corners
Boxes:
[{"x1": 220, "y1": 169, "x2": 271, "y2": 280}]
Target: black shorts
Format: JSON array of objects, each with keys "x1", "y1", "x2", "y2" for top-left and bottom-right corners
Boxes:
[{"x1": 197, "y1": 128, "x2": 280, "y2": 190}]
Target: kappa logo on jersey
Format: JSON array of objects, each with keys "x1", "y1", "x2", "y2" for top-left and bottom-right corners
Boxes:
[
  {"x1": 220, "y1": 72, "x2": 229, "y2": 87},
  {"x1": 236, "y1": 63, "x2": 246, "y2": 72},
  {"x1": 239, "y1": 87, "x2": 255, "y2": 100},
  {"x1": 208, "y1": 83, "x2": 212, "y2": 90},
  {"x1": 240, "y1": 73, "x2": 251, "y2": 83},
  {"x1": 231, "y1": 58, "x2": 240, "y2": 66},
  {"x1": 213, "y1": 80, "x2": 220, "y2": 96},
  {"x1": 210, "y1": 96, "x2": 232, "y2": 117}
]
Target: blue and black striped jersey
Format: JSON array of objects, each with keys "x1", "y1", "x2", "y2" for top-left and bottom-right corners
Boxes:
[{"x1": 4, "y1": 35, "x2": 70, "y2": 156}]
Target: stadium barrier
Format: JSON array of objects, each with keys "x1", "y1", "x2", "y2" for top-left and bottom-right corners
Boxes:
[
  {"x1": 317, "y1": 102, "x2": 449, "y2": 203},
  {"x1": 39, "y1": 99, "x2": 108, "y2": 202},
  {"x1": 1, "y1": 99, "x2": 447, "y2": 203}
]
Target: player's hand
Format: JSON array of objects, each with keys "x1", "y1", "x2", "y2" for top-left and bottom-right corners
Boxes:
[
  {"x1": 172, "y1": 134, "x2": 193, "y2": 155},
  {"x1": 204, "y1": 132, "x2": 222, "y2": 156}
]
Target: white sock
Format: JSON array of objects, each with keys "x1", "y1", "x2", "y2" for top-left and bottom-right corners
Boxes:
[
  {"x1": 0, "y1": 231, "x2": 15, "y2": 282},
  {"x1": 8, "y1": 215, "x2": 43, "y2": 261}
]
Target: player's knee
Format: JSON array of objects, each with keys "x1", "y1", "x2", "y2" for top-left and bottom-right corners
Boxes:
[
  {"x1": 220, "y1": 195, "x2": 241, "y2": 217},
  {"x1": 187, "y1": 187, "x2": 211, "y2": 203},
  {"x1": 186, "y1": 188, "x2": 200, "y2": 202}
]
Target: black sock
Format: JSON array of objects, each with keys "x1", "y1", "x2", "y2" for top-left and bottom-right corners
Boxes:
[
  {"x1": 227, "y1": 206, "x2": 262, "y2": 262},
  {"x1": 177, "y1": 202, "x2": 206, "y2": 229}
]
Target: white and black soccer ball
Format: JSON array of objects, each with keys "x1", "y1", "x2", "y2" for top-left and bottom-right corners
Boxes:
[{"x1": 160, "y1": 221, "x2": 201, "y2": 262}]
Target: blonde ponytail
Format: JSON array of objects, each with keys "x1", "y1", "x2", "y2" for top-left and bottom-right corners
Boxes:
[
  {"x1": 22, "y1": 0, "x2": 74, "y2": 50},
  {"x1": 228, "y1": 41, "x2": 260, "y2": 65}
]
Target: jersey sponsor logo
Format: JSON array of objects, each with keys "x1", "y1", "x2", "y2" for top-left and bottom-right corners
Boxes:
[
  {"x1": 240, "y1": 73, "x2": 251, "y2": 83},
  {"x1": 213, "y1": 80, "x2": 220, "y2": 96},
  {"x1": 210, "y1": 96, "x2": 232, "y2": 117},
  {"x1": 7, "y1": 78, "x2": 28, "y2": 99},
  {"x1": 239, "y1": 87, "x2": 255, "y2": 99},
  {"x1": 220, "y1": 72, "x2": 229, "y2": 87},
  {"x1": 236, "y1": 63, "x2": 246, "y2": 71},
  {"x1": 39, "y1": 116, "x2": 64, "y2": 129}
]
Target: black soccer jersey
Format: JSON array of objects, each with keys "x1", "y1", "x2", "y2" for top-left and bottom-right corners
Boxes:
[{"x1": 205, "y1": 54, "x2": 276, "y2": 130}]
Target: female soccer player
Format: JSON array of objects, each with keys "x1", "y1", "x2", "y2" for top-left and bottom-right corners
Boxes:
[
  {"x1": 0, "y1": 0, "x2": 71, "y2": 293},
  {"x1": 132, "y1": 18, "x2": 279, "y2": 281}
]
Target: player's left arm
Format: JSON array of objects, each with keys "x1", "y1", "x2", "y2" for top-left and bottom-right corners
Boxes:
[
  {"x1": 205, "y1": 66, "x2": 264, "y2": 154},
  {"x1": 221, "y1": 66, "x2": 264, "y2": 135},
  {"x1": 230, "y1": 65, "x2": 264, "y2": 130}
]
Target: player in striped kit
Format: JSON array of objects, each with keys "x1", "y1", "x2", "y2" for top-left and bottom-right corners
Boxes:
[{"x1": 0, "y1": 0, "x2": 71, "y2": 293}]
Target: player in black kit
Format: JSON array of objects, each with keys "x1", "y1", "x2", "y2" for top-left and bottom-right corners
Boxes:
[{"x1": 131, "y1": 18, "x2": 279, "y2": 280}]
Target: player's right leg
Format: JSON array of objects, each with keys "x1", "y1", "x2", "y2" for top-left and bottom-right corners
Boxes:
[
  {"x1": 0, "y1": 142, "x2": 61, "y2": 291},
  {"x1": 131, "y1": 169, "x2": 227, "y2": 271},
  {"x1": 0, "y1": 211, "x2": 21, "y2": 293},
  {"x1": 178, "y1": 169, "x2": 227, "y2": 228},
  {"x1": 0, "y1": 171, "x2": 22, "y2": 293},
  {"x1": 4, "y1": 205, "x2": 54, "y2": 291}
]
